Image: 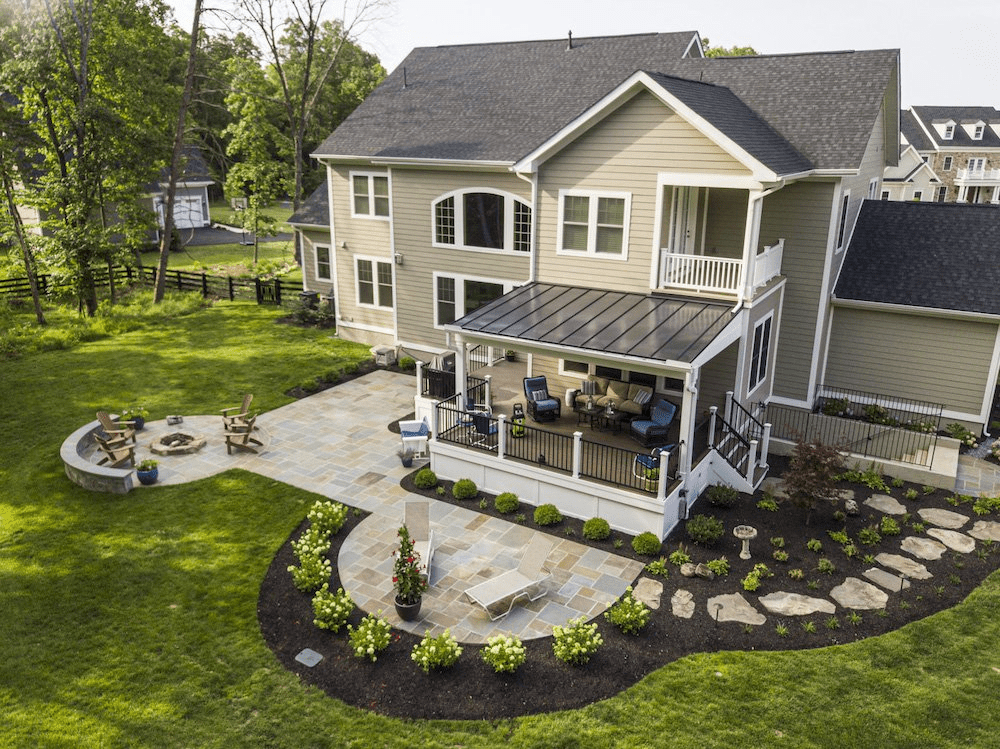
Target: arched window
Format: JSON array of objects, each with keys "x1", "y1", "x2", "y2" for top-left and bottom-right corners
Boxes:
[{"x1": 433, "y1": 189, "x2": 531, "y2": 252}]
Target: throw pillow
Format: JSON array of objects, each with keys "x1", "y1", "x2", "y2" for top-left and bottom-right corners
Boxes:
[
  {"x1": 632, "y1": 389, "x2": 652, "y2": 406},
  {"x1": 531, "y1": 389, "x2": 548, "y2": 402}
]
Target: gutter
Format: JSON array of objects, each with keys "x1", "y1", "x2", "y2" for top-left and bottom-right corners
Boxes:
[{"x1": 831, "y1": 295, "x2": 1000, "y2": 322}]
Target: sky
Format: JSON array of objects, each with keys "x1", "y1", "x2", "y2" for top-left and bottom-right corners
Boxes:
[{"x1": 171, "y1": 0, "x2": 1000, "y2": 109}]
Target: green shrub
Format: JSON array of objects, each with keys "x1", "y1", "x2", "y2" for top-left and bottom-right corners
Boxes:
[
  {"x1": 452, "y1": 478, "x2": 478, "y2": 500},
  {"x1": 904, "y1": 488, "x2": 919, "y2": 500},
  {"x1": 533, "y1": 503, "x2": 563, "y2": 526},
  {"x1": 705, "y1": 484, "x2": 739, "y2": 508},
  {"x1": 604, "y1": 587, "x2": 651, "y2": 634},
  {"x1": 481, "y1": 633, "x2": 526, "y2": 674},
  {"x1": 632, "y1": 532, "x2": 662, "y2": 556},
  {"x1": 494, "y1": 492, "x2": 519, "y2": 514},
  {"x1": 582, "y1": 517, "x2": 611, "y2": 541},
  {"x1": 880, "y1": 516, "x2": 901, "y2": 536},
  {"x1": 411, "y1": 629, "x2": 463, "y2": 673},
  {"x1": 413, "y1": 468, "x2": 438, "y2": 489},
  {"x1": 771, "y1": 536, "x2": 785, "y2": 548},
  {"x1": 788, "y1": 568, "x2": 805, "y2": 580},
  {"x1": 945, "y1": 422, "x2": 977, "y2": 447},
  {"x1": 398, "y1": 356, "x2": 416, "y2": 371},
  {"x1": 817, "y1": 557, "x2": 836, "y2": 575},
  {"x1": 644, "y1": 557, "x2": 670, "y2": 577},
  {"x1": 668, "y1": 545, "x2": 691, "y2": 566},
  {"x1": 706, "y1": 557, "x2": 730, "y2": 576},
  {"x1": 308, "y1": 500, "x2": 348, "y2": 536},
  {"x1": 741, "y1": 563, "x2": 773, "y2": 592},
  {"x1": 291, "y1": 526, "x2": 332, "y2": 563},
  {"x1": 347, "y1": 613, "x2": 392, "y2": 662},
  {"x1": 686, "y1": 514, "x2": 724, "y2": 546},
  {"x1": 858, "y1": 526, "x2": 882, "y2": 545},
  {"x1": 806, "y1": 538, "x2": 823, "y2": 553},
  {"x1": 311, "y1": 584, "x2": 354, "y2": 632},
  {"x1": 552, "y1": 617, "x2": 603, "y2": 665},
  {"x1": 287, "y1": 554, "x2": 332, "y2": 593},
  {"x1": 757, "y1": 496, "x2": 780, "y2": 512},
  {"x1": 772, "y1": 549, "x2": 789, "y2": 562}
]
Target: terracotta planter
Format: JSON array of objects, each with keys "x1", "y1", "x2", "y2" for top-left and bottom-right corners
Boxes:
[{"x1": 394, "y1": 595, "x2": 422, "y2": 621}]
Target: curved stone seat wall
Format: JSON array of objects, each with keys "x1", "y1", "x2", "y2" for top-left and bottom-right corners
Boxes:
[{"x1": 60, "y1": 420, "x2": 134, "y2": 494}]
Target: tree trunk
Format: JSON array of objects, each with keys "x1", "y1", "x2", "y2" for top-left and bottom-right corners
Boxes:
[{"x1": 0, "y1": 167, "x2": 46, "y2": 325}]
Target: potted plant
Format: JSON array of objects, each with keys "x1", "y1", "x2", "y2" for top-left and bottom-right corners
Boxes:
[
  {"x1": 397, "y1": 448, "x2": 414, "y2": 468},
  {"x1": 136, "y1": 459, "x2": 159, "y2": 485},
  {"x1": 121, "y1": 405, "x2": 150, "y2": 430},
  {"x1": 642, "y1": 465, "x2": 659, "y2": 492},
  {"x1": 392, "y1": 525, "x2": 428, "y2": 621},
  {"x1": 504, "y1": 349, "x2": 516, "y2": 362}
]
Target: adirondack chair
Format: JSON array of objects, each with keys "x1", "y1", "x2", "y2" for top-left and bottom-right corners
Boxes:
[
  {"x1": 221, "y1": 394, "x2": 254, "y2": 430},
  {"x1": 224, "y1": 414, "x2": 264, "y2": 454},
  {"x1": 404, "y1": 501, "x2": 435, "y2": 585},
  {"x1": 93, "y1": 433, "x2": 136, "y2": 468},
  {"x1": 96, "y1": 411, "x2": 136, "y2": 445},
  {"x1": 464, "y1": 534, "x2": 555, "y2": 620}
]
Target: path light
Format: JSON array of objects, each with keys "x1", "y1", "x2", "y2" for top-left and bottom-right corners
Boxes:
[{"x1": 734, "y1": 525, "x2": 758, "y2": 561}]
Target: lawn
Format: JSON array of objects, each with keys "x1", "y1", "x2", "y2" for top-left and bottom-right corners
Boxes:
[
  {"x1": 210, "y1": 199, "x2": 294, "y2": 232},
  {"x1": 138, "y1": 240, "x2": 302, "y2": 284},
  {"x1": 1, "y1": 300, "x2": 998, "y2": 747}
]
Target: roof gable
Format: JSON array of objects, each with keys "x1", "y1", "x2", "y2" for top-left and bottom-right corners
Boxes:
[
  {"x1": 911, "y1": 106, "x2": 1000, "y2": 149},
  {"x1": 288, "y1": 183, "x2": 329, "y2": 227}
]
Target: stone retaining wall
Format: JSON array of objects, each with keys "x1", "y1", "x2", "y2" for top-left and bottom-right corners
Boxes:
[{"x1": 60, "y1": 420, "x2": 134, "y2": 494}]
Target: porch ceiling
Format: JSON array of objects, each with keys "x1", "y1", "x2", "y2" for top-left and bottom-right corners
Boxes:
[{"x1": 447, "y1": 283, "x2": 737, "y2": 365}]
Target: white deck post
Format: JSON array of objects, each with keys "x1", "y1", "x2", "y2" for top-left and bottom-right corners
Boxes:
[
  {"x1": 746, "y1": 439, "x2": 758, "y2": 484},
  {"x1": 724, "y1": 391, "x2": 734, "y2": 424},
  {"x1": 484, "y1": 374, "x2": 493, "y2": 409},
  {"x1": 657, "y1": 447, "x2": 670, "y2": 501},
  {"x1": 497, "y1": 414, "x2": 507, "y2": 459},
  {"x1": 760, "y1": 423, "x2": 772, "y2": 469},
  {"x1": 572, "y1": 431, "x2": 582, "y2": 478},
  {"x1": 709, "y1": 405, "x2": 718, "y2": 446},
  {"x1": 415, "y1": 360, "x2": 424, "y2": 397}
]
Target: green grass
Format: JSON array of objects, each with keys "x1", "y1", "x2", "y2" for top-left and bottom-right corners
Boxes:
[
  {"x1": 138, "y1": 240, "x2": 302, "y2": 284},
  {"x1": 210, "y1": 199, "x2": 294, "y2": 232},
  {"x1": 2, "y1": 302, "x2": 999, "y2": 747}
]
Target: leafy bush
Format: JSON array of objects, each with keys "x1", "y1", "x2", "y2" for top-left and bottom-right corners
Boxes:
[
  {"x1": 308, "y1": 500, "x2": 347, "y2": 536},
  {"x1": 686, "y1": 514, "x2": 724, "y2": 546},
  {"x1": 945, "y1": 422, "x2": 977, "y2": 447},
  {"x1": 771, "y1": 536, "x2": 785, "y2": 548},
  {"x1": 668, "y1": 545, "x2": 691, "y2": 566},
  {"x1": 644, "y1": 557, "x2": 670, "y2": 577},
  {"x1": 822, "y1": 397, "x2": 850, "y2": 416},
  {"x1": 817, "y1": 557, "x2": 836, "y2": 575},
  {"x1": 787, "y1": 568, "x2": 805, "y2": 580},
  {"x1": 604, "y1": 587, "x2": 651, "y2": 634},
  {"x1": 494, "y1": 492, "x2": 519, "y2": 514},
  {"x1": 706, "y1": 557, "x2": 730, "y2": 576},
  {"x1": 413, "y1": 468, "x2": 438, "y2": 489},
  {"x1": 839, "y1": 463, "x2": 889, "y2": 492},
  {"x1": 880, "y1": 516, "x2": 901, "y2": 536},
  {"x1": 858, "y1": 526, "x2": 882, "y2": 545},
  {"x1": 291, "y1": 526, "x2": 332, "y2": 563},
  {"x1": 287, "y1": 554, "x2": 332, "y2": 593},
  {"x1": 481, "y1": 633, "x2": 526, "y2": 674},
  {"x1": 972, "y1": 496, "x2": 1000, "y2": 516},
  {"x1": 398, "y1": 356, "x2": 416, "y2": 370},
  {"x1": 452, "y1": 478, "x2": 478, "y2": 499},
  {"x1": 582, "y1": 517, "x2": 611, "y2": 541},
  {"x1": 552, "y1": 617, "x2": 603, "y2": 665},
  {"x1": 347, "y1": 613, "x2": 392, "y2": 662},
  {"x1": 757, "y1": 496, "x2": 780, "y2": 512},
  {"x1": 311, "y1": 584, "x2": 354, "y2": 632},
  {"x1": 705, "y1": 484, "x2": 739, "y2": 508},
  {"x1": 533, "y1": 503, "x2": 563, "y2": 526},
  {"x1": 806, "y1": 538, "x2": 823, "y2": 553},
  {"x1": 827, "y1": 529, "x2": 850, "y2": 545},
  {"x1": 772, "y1": 549, "x2": 789, "y2": 562},
  {"x1": 411, "y1": 630, "x2": 463, "y2": 673},
  {"x1": 842, "y1": 543, "x2": 859, "y2": 559},
  {"x1": 904, "y1": 488, "x2": 919, "y2": 500},
  {"x1": 741, "y1": 563, "x2": 773, "y2": 592},
  {"x1": 632, "y1": 532, "x2": 661, "y2": 556}
]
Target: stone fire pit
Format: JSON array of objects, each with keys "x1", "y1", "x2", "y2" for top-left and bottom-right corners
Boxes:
[{"x1": 150, "y1": 432, "x2": 207, "y2": 456}]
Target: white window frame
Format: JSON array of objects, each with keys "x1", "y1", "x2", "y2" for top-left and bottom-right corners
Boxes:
[
  {"x1": 314, "y1": 243, "x2": 332, "y2": 282},
  {"x1": 943, "y1": 156, "x2": 953, "y2": 171},
  {"x1": 943, "y1": 123, "x2": 955, "y2": 140},
  {"x1": 880, "y1": 190, "x2": 890, "y2": 200},
  {"x1": 432, "y1": 272, "x2": 516, "y2": 327},
  {"x1": 748, "y1": 312, "x2": 774, "y2": 394},
  {"x1": 556, "y1": 189, "x2": 631, "y2": 260},
  {"x1": 912, "y1": 190, "x2": 923, "y2": 202},
  {"x1": 973, "y1": 124, "x2": 985, "y2": 140},
  {"x1": 355, "y1": 255, "x2": 393, "y2": 309},
  {"x1": 937, "y1": 185, "x2": 948, "y2": 202},
  {"x1": 867, "y1": 178, "x2": 879, "y2": 200},
  {"x1": 350, "y1": 171, "x2": 390, "y2": 219},
  {"x1": 430, "y1": 188, "x2": 531, "y2": 254},
  {"x1": 559, "y1": 359, "x2": 591, "y2": 377},
  {"x1": 835, "y1": 190, "x2": 851, "y2": 252},
  {"x1": 969, "y1": 158, "x2": 986, "y2": 175}
]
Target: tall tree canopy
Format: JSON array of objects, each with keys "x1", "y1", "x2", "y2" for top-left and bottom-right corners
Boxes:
[{"x1": 701, "y1": 37, "x2": 758, "y2": 57}]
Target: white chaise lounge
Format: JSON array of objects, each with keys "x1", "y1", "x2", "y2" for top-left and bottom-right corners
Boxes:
[
  {"x1": 404, "y1": 501, "x2": 435, "y2": 584},
  {"x1": 464, "y1": 534, "x2": 555, "y2": 620}
]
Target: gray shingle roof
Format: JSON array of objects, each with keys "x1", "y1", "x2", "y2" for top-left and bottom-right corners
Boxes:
[
  {"x1": 910, "y1": 106, "x2": 1000, "y2": 148},
  {"x1": 900, "y1": 109, "x2": 933, "y2": 151},
  {"x1": 835, "y1": 200, "x2": 1000, "y2": 316},
  {"x1": 288, "y1": 184, "x2": 329, "y2": 227},
  {"x1": 315, "y1": 33, "x2": 898, "y2": 174}
]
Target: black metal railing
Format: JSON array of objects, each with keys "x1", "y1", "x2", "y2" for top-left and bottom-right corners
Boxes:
[
  {"x1": 728, "y1": 396, "x2": 765, "y2": 441},
  {"x1": 502, "y1": 419, "x2": 575, "y2": 474},
  {"x1": 813, "y1": 384, "x2": 944, "y2": 433},
  {"x1": 712, "y1": 413, "x2": 752, "y2": 475},
  {"x1": 421, "y1": 367, "x2": 456, "y2": 399},
  {"x1": 466, "y1": 374, "x2": 489, "y2": 408}
]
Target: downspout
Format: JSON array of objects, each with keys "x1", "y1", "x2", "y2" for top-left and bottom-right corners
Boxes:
[{"x1": 514, "y1": 169, "x2": 538, "y2": 283}]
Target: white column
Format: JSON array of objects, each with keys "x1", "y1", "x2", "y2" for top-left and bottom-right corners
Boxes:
[
  {"x1": 415, "y1": 360, "x2": 424, "y2": 397},
  {"x1": 709, "y1": 405, "x2": 718, "y2": 446},
  {"x1": 746, "y1": 439, "x2": 759, "y2": 484},
  {"x1": 454, "y1": 335, "x2": 467, "y2": 410},
  {"x1": 656, "y1": 447, "x2": 670, "y2": 501},
  {"x1": 497, "y1": 414, "x2": 507, "y2": 459},
  {"x1": 760, "y1": 423, "x2": 772, "y2": 469},
  {"x1": 679, "y1": 367, "x2": 699, "y2": 479},
  {"x1": 572, "y1": 431, "x2": 582, "y2": 479}
]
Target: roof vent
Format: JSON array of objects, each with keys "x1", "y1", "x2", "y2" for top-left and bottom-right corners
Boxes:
[{"x1": 567, "y1": 31, "x2": 573, "y2": 51}]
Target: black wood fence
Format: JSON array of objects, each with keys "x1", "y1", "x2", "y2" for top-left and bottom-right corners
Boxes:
[{"x1": 0, "y1": 265, "x2": 308, "y2": 307}]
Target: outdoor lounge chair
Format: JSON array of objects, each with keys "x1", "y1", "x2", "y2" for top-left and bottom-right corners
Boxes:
[
  {"x1": 221, "y1": 393, "x2": 254, "y2": 430},
  {"x1": 523, "y1": 376, "x2": 561, "y2": 422},
  {"x1": 96, "y1": 411, "x2": 136, "y2": 445},
  {"x1": 630, "y1": 398, "x2": 677, "y2": 446},
  {"x1": 399, "y1": 416, "x2": 430, "y2": 458},
  {"x1": 93, "y1": 433, "x2": 136, "y2": 468},
  {"x1": 469, "y1": 411, "x2": 498, "y2": 449},
  {"x1": 632, "y1": 445, "x2": 676, "y2": 490},
  {"x1": 225, "y1": 414, "x2": 264, "y2": 454},
  {"x1": 464, "y1": 534, "x2": 555, "y2": 620},
  {"x1": 404, "y1": 501, "x2": 435, "y2": 584}
]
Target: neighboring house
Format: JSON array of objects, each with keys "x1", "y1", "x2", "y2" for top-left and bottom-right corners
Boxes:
[
  {"x1": 297, "y1": 31, "x2": 992, "y2": 538},
  {"x1": 896, "y1": 107, "x2": 1000, "y2": 204},
  {"x1": 148, "y1": 145, "x2": 215, "y2": 234},
  {"x1": 881, "y1": 143, "x2": 941, "y2": 201}
]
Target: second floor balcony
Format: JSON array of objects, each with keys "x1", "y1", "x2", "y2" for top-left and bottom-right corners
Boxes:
[
  {"x1": 660, "y1": 239, "x2": 784, "y2": 297},
  {"x1": 956, "y1": 167, "x2": 1000, "y2": 185}
]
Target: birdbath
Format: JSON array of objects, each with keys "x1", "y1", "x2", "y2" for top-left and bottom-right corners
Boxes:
[{"x1": 733, "y1": 525, "x2": 758, "y2": 560}]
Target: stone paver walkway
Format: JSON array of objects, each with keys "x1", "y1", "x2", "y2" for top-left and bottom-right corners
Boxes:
[{"x1": 95, "y1": 371, "x2": 642, "y2": 643}]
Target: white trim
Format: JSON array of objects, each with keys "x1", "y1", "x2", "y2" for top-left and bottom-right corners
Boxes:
[
  {"x1": 355, "y1": 255, "x2": 394, "y2": 310},
  {"x1": 655, "y1": 172, "x2": 767, "y2": 191},
  {"x1": 432, "y1": 272, "x2": 516, "y2": 328},
  {"x1": 683, "y1": 32, "x2": 704, "y2": 59},
  {"x1": 806, "y1": 184, "x2": 845, "y2": 406},
  {"x1": 314, "y1": 243, "x2": 332, "y2": 282},
  {"x1": 349, "y1": 171, "x2": 391, "y2": 220},
  {"x1": 835, "y1": 188, "x2": 851, "y2": 252},
  {"x1": 430, "y1": 187, "x2": 532, "y2": 254},
  {"x1": 337, "y1": 320, "x2": 395, "y2": 335},
  {"x1": 979, "y1": 327, "x2": 1000, "y2": 425},
  {"x1": 315, "y1": 154, "x2": 514, "y2": 170},
  {"x1": 555, "y1": 189, "x2": 631, "y2": 260},
  {"x1": 326, "y1": 164, "x2": 340, "y2": 324},
  {"x1": 831, "y1": 295, "x2": 1000, "y2": 322}
]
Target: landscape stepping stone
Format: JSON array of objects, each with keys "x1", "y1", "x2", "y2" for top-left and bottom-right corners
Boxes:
[
  {"x1": 758, "y1": 592, "x2": 835, "y2": 616},
  {"x1": 634, "y1": 577, "x2": 664, "y2": 610},
  {"x1": 864, "y1": 494, "x2": 906, "y2": 515},
  {"x1": 875, "y1": 553, "x2": 932, "y2": 580},
  {"x1": 900, "y1": 536, "x2": 948, "y2": 560},
  {"x1": 760, "y1": 477, "x2": 787, "y2": 500},
  {"x1": 969, "y1": 520, "x2": 1000, "y2": 542},
  {"x1": 671, "y1": 589, "x2": 695, "y2": 619},
  {"x1": 830, "y1": 577, "x2": 889, "y2": 610},
  {"x1": 705, "y1": 593, "x2": 766, "y2": 626},
  {"x1": 926, "y1": 528, "x2": 976, "y2": 554},
  {"x1": 917, "y1": 508, "x2": 969, "y2": 530},
  {"x1": 863, "y1": 567, "x2": 911, "y2": 592}
]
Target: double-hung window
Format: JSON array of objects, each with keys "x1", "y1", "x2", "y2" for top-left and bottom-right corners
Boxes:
[
  {"x1": 969, "y1": 158, "x2": 986, "y2": 176},
  {"x1": 434, "y1": 274, "x2": 508, "y2": 326},
  {"x1": 835, "y1": 191, "x2": 850, "y2": 251},
  {"x1": 356, "y1": 257, "x2": 393, "y2": 308},
  {"x1": 749, "y1": 314, "x2": 773, "y2": 392},
  {"x1": 351, "y1": 173, "x2": 390, "y2": 218},
  {"x1": 315, "y1": 244, "x2": 332, "y2": 281},
  {"x1": 943, "y1": 156, "x2": 953, "y2": 171},
  {"x1": 432, "y1": 189, "x2": 531, "y2": 252},
  {"x1": 557, "y1": 190, "x2": 630, "y2": 257}
]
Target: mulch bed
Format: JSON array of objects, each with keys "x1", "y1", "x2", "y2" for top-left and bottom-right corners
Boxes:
[
  {"x1": 258, "y1": 455, "x2": 1000, "y2": 720},
  {"x1": 283, "y1": 358, "x2": 414, "y2": 399}
]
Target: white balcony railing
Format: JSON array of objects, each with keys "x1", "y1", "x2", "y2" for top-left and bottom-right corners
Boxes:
[
  {"x1": 661, "y1": 240, "x2": 784, "y2": 296},
  {"x1": 753, "y1": 239, "x2": 784, "y2": 289},
  {"x1": 956, "y1": 167, "x2": 1000, "y2": 183}
]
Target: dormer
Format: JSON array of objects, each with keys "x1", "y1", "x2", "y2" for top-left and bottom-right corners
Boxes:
[
  {"x1": 934, "y1": 119, "x2": 957, "y2": 140},
  {"x1": 962, "y1": 120, "x2": 987, "y2": 140}
]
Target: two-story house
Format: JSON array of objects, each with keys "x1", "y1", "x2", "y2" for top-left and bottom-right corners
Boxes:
[
  {"x1": 294, "y1": 32, "x2": 998, "y2": 539},
  {"x1": 898, "y1": 107, "x2": 1000, "y2": 204}
]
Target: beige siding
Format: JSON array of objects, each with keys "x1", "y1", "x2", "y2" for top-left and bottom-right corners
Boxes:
[
  {"x1": 704, "y1": 188, "x2": 747, "y2": 259},
  {"x1": 699, "y1": 342, "x2": 739, "y2": 416},
  {"x1": 826, "y1": 307, "x2": 997, "y2": 417},
  {"x1": 391, "y1": 169, "x2": 531, "y2": 350},
  {"x1": 740, "y1": 285, "x2": 784, "y2": 401},
  {"x1": 537, "y1": 91, "x2": 752, "y2": 292},
  {"x1": 299, "y1": 228, "x2": 334, "y2": 295},
  {"x1": 760, "y1": 180, "x2": 836, "y2": 401}
]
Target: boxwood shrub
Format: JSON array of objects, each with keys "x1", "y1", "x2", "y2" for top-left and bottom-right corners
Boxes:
[
  {"x1": 413, "y1": 468, "x2": 437, "y2": 489},
  {"x1": 686, "y1": 514, "x2": 725, "y2": 546},
  {"x1": 533, "y1": 503, "x2": 563, "y2": 526},
  {"x1": 452, "y1": 478, "x2": 478, "y2": 500},
  {"x1": 495, "y1": 492, "x2": 519, "y2": 514},
  {"x1": 632, "y1": 531, "x2": 662, "y2": 556},
  {"x1": 582, "y1": 517, "x2": 611, "y2": 541},
  {"x1": 705, "y1": 484, "x2": 740, "y2": 508}
]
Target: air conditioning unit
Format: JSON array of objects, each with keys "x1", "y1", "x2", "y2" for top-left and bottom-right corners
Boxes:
[{"x1": 370, "y1": 345, "x2": 397, "y2": 367}]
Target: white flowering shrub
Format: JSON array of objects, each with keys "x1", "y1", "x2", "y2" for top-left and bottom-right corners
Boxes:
[
  {"x1": 411, "y1": 629, "x2": 462, "y2": 673},
  {"x1": 347, "y1": 613, "x2": 392, "y2": 662},
  {"x1": 481, "y1": 633, "x2": 526, "y2": 674},
  {"x1": 291, "y1": 526, "x2": 332, "y2": 563},
  {"x1": 308, "y1": 500, "x2": 348, "y2": 536},
  {"x1": 552, "y1": 617, "x2": 603, "y2": 666},
  {"x1": 287, "y1": 553, "x2": 332, "y2": 593},
  {"x1": 603, "y1": 586, "x2": 651, "y2": 635},
  {"x1": 311, "y1": 584, "x2": 354, "y2": 632}
]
